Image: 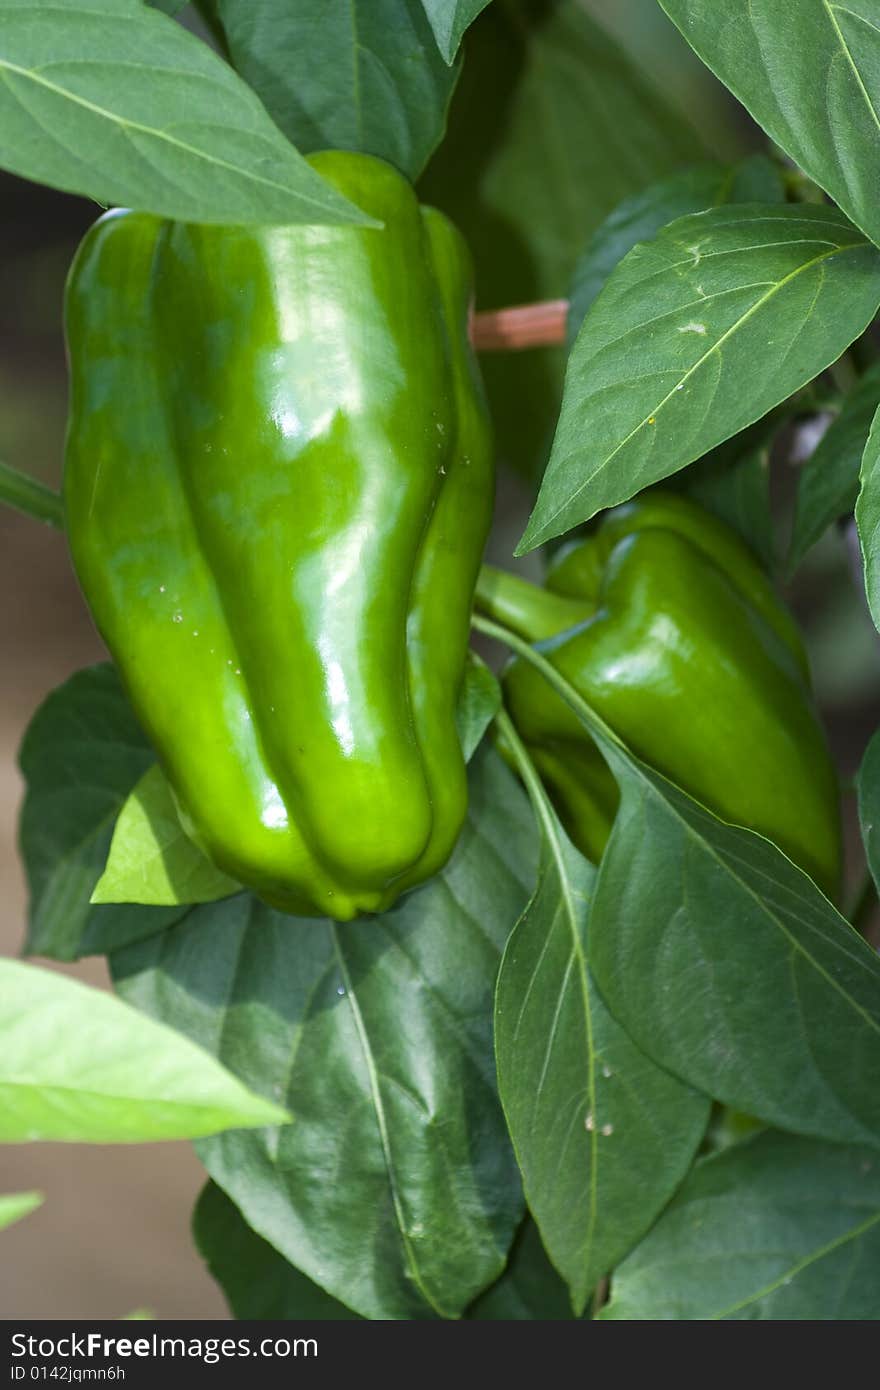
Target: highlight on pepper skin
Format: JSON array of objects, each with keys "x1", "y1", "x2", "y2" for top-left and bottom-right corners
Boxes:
[{"x1": 62, "y1": 152, "x2": 494, "y2": 921}]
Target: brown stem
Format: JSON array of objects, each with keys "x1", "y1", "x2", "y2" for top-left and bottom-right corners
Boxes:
[
  {"x1": 471, "y1": 299, "x2": 569, "y2": 352},
  {"x1": 591, "y1": 1276, "x2": 610, "y2": 1317}
]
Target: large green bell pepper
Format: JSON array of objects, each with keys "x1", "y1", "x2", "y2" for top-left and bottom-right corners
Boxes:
[
  {"x1": 64, "y1": 151, "x2": 494, "y2": 921},
  {"x1": 477, "y1": 493, "x2": 841, "y2": 897}
]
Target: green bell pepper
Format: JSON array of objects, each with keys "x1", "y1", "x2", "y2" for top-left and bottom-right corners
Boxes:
[
  {"x1": 477, "y1": 492, "x2": 841, "y2": 897},
  {"x1": 64, "y1": 151, "x2": 493, "y2": 921}
]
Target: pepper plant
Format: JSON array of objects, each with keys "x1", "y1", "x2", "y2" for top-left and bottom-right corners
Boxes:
[{"x1": 2, "y1": 0, "x2": 880, "y2": 1321}]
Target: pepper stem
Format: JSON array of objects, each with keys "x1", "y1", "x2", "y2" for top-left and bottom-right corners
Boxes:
[
  {"x1": 475, "y1": 563, "x2": 591, "y2": 643},
  {"x1": 0, "y1": 461, "x2": 64, "y2": 530}
]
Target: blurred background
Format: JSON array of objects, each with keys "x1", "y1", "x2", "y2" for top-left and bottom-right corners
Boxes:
[{"x1": 2, "y1": 0, "x2": 878, "y2": 1319}]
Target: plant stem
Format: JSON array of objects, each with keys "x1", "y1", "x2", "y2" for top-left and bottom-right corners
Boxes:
[
  {"x1": 0, "y1": 461, "x2": 64, "y2": 530},
  {"x1": 492, "y1": 705, "x2": 547, "y2": 814},
  {"x1": 471, "y1": 299, "x2": 569, "y2": 352},
  {"x1": 590, "y1": 1275, "x2": 610, "y2": 1317},
  {"x1": 471, "y1": 611, "x2": 613, "y2": 750},
  {"x1": 475, "y1": 563, "x2": 591, "y2": 641}
]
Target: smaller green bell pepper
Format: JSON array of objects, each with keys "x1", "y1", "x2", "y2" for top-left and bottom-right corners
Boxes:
[{"x1": 477, "y1": 492, "x2": 841, "y2": 897}]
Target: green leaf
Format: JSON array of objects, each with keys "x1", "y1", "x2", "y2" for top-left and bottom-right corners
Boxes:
[
  {"x1": 424, "y1": 0, "x2": 706, "y2": 303},
  {"x1": 855, "y1": 402, "x2": 880, "y2": 632},
  {"x1": 790, "y1": 365, "x2": 880, "y2": 575},
  {"x1": 0, "y1": 1191, "x2": 43, "y2": 1232},
  {"x1": 467, "y1": 1219, "x2": 581, "y2": 1320},
  {"x1": 196, "y1": 0, "x2": 458, "y2": 181},
  {"x1": 601, "y1": 1132, "x2": 880, "y2": 1319},
  {"x1": 18, "y1": 665, "x2": 187, "y2": 961},
  {"x1": 420, "y1": 0, "x2": 493, "y2": 63},
  {"x1": 519, "y1": 204, "x2": 880, "y2": 552},
  {"x1": 857, "y1": 726, "x2": 880, "y2": 896},
  {"x1": 494, "y1": 732, "x2": 709, "y2": 1313},
  {"x1": 146, "y1": 1, "x2": 188, "y2": 13},
  {"x1": 567, "y1": 155, "x2": 786, "y2": 570},
  {"x1": 111, "y1": 748, "x2": 537, "y2": 1322},
  {"x1": 420, "y1": 0, "x2": 707, "y2": 477},
  {"x1": 0, "y1": 958, "x2": 289, "y2": 1142},
  {"x1": 455, "y1": 653, "x2": 502, "y2": 762},
  {"x1": 567, "y1": 155, "x2": 785, "y2": 346},
  {"x1": 193, "y1": 1182, "x2": 362, "y2": 1319},
  {"x1": 587, "y1": 735, "x2": 880, "y2": 1149},
  {"x1": 91, "y1": 765, "x2": 240, "y2": 908},
  {"x1": 0, "y1": 0, "x2": 372, "y2": 226},
  {"x1": 194, "y1": 1184, "x2": 578, "y2": 1321},
  {"x1": 661, "y1": 0, "x2": 880, "y2": 251}
]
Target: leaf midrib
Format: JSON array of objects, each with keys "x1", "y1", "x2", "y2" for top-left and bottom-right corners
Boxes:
[
  {"x1": 509, "y1": 765, "x2": 600, "y2": 1301},
  {"x1": 533, "y1": 236, "x2": 866, "y2": 542},
  {"x1": 0, "y1": 55, "x2": 340, "y2": 214},
  {"x1": 330, "y1": 928, "x2": 453, "y2": 1320},
  {"x1": 711, "y1": 1206, "x2": 880, "y2": 1318},
  {"x1": 824, "y1": 2, "x2": 880, "y2": 139}
]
